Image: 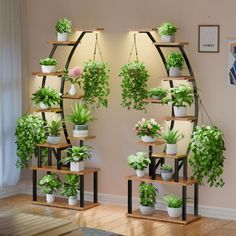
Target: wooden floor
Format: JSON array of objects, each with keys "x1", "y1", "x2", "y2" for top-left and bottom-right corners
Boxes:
[{"x1": 0, "y1": 194, "x2": 236, "y2": 236}]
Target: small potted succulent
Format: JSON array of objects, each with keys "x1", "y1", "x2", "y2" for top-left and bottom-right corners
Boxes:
[
  {"x1": 163, "y1": 194, "x2": 182, "y2": 218},
  {"x1": 32, "y1": 87, "x2": 61, "y2": 110},
  {"x1": 139, "y1": 183, "x2": 158, "y2": 215},
  {"x1": 128, "y1": 152, "x2": 150, "y2": 177},
  {"x1": 148, "y1": 87, "x2": 168, "y2": 100},
  {"x1": 47, "y1": 118, "x2": 62, "y2": 144},
  {"x1": 55, "y1": 18, "x2": 72, "y2": 41},
  {"x1": 166, "y1": 52, "x2": 184, "y2": 76},
  {"x1": 135, "y1": 118, "x2": 161, "y2": 143},
  {"x1": 67, "y1": 102, "x2": 95, "y2": 137},
  {"x1": 160, "y1": 163, "x2": 173, "y2": 181},
  {"x1": 161, "y1": 128, "x2": 183, "y2": 155},
  {"x1": 38, "y1": 173, "x2": 61, "y2": 203},
  {"x1": 60, "y1": 174, "x2": 79, "y2": 206},
  {"x1": 63, "y1": 146, "x2": 92, "y2": 172},
  {"x1": 39, "y1": 57, "x2": 57, "y2": 73},
  {"x1": 158, "y1": 22, "x2": 178, "y2": 42}
]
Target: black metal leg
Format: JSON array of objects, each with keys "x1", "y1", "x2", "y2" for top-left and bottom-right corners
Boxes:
[
  {"x1": 48, "y1": 148, "x2": 52, "y2": 166},
  {"x1": 80, "y1": 140, "x2": 84, "y2": 147},
  {"x1": 194, "y1": 183, "x2": 199, "y2": 216},
  {"x1": 183, "y1": 158, "x2": 187, "y2": 180},
  {"x1": 174, "y1": 159, "x2": 179, "y2": 182},
  {"x1": 182, "y1": 186, "x2": 187, "y2": 221},
  {"x1": 128, "y1": 180, "x2": 132, "y2": 214},
  {"x1": 148, "y1": 146, "x2": 153, "y2": 176},
  {"x1": 57, "y1": 149, "x2": 61, "y2": 170},
  {"x1": 150, "y1": 157, "x2": 156, "y2": 180},
  {"x1": 93, "y1": 172, "x2": 98, "y2": 203},
  {"x1": 33, "y1": 170, "x2": 37, "y2": 201},
  {"x1": 37, "y1": 147, "x2": 42, "y2": 167},
  {"x1": 80, "y1": 175, "x2": 84, "y2": 208}
]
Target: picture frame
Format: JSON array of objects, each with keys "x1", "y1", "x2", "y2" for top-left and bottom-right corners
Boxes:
[
  {"x1": 226, "y1": 38, "x2": 236, "y2": 86},
  {"x1": 198, "y1": 25, "x2": 220, "y2": 53}
]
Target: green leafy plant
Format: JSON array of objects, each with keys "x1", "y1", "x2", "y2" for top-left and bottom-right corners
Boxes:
[
  {"x1": 47, "y1": 118, "x2": 62, "y2": 136},
  {"x1": 32, "y1": 87, "x2": 61, "y2": 108},
  {"x1": 161, "y1": 163, "x2": 173, "y2": 171},
  {"x1": 55, "y1": 18, "x2": 72, "y2": 33},
  {"x1": 15, "y1": 115, "x2": 46, "y2": 168},
  {"x1": 39, "y1": 58, "x2": 57, "y2": 66},
  {"x1": 67, "y1": 102, "x2": 95, "y2": 125},
  {"x1": 161, "y1": 128, "x2": 183, "y2": 144},
  {"x1": 60, "y1": 174, "x2": 79, "y2": 197},
  {"x1": 38, "y1": 174, "x2": 61, "y2": 194},
  {"x1": 163, "y1": 194, "x2": 182, "y2": 208},
  {"x1": 120, "y1": 61, "x2": 149, "y2": 110},
  {"x1": 63, "y1": 146, "x2": 92, "y2": 164},
  {"x1": 139, "y1": 183, "x2": 158, "y2": 207},
  {"x1": 158, "y1": 22, "x2": 177, "y2": 36},
  {"x1": 148, "y1": 87, "x2": 168, "y2": 99},
  {"x1": 82, "y1": 60, "x2": 110, "y2": 108},
  {"x1": 166, "y1": 52, "x2": 184, "y2": 70},
  {"x1": 189, "y1": 125, "x2": 225, "y2": 187},
  {"x1": 128, "y1": 152, "x2": 150, "y2": 170}
]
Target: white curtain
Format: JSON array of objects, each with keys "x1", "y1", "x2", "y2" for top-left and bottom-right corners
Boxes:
[{"x1": 0, "y1": 0, "x2": 25, "y2": 187}]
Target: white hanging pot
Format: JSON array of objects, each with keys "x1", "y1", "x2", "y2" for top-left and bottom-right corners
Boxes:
[
  {"x1": 160, "y1": 35, "x2": 175, "y2": 43},
  {"x1": 136, "y1": 169, "x2": 145, "y2": 177},
  {"x1": 70, "y1": 161, "x2": 85, "y2": 172},
  {"x1": 57, "y1": 32, "x2": 69, "y2": 41},
  {"x1": 69, "y1": 84, "x2": 77, "y2": 96},
  {"x1": 68, "y1": 196, "x2": 77, "y2": 206},
  {"x1": 41, "y1": 65, "x2": 56, "y2": 73},
  {"x1": 141, "y1": 136, "x2": 156, "y2": 143},
  {"x1": 169, "y1": 67, "x2": 181, "y2": 77},
  {"x1": 46, "y1": 193, "x2": 55, "y2": 203},
  {"x1": 140, "y1": 205, "x2": 155, "y2": 215},
  {"x1": 167, "y1": 207, "x2": 182, "y2": 218},
  {"x1": 174, "y1": 106, "x2": 187, "y2": 117},
  {"x1": 39, "y1": 102, "x2": 49, "y2": 110},
  {"x1": 166, "y1": 143, "x2": 177, "y2": 155},
  {"x1": 73, "y1": 125, "x2": 88, "y2": 137},
  {"x1": 47, "y1": 135, "x2": 61, "y2": 145}
]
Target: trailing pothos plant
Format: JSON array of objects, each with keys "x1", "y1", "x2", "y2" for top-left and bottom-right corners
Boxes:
[{"x1": 189, "y1": 125, "x2": 225, "y2": 188}]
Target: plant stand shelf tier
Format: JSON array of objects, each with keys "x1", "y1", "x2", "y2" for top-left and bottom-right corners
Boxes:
[
  {"x1": 162, "y1": 116, "x2": 197, "y2": 122},
  {"x1": 32, "y1": 72, "x2": 64, "y2": 77}
]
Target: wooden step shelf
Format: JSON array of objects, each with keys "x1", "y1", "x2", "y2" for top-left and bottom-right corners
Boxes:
[
  {"x1": 62, "y1": 94, "x2": 83, "y2": 100},
  {"x1": 34, "y1": 108, "x2": 62, "y2": 113},
  {"x1": 163, "y1": 116, "x2": 197, "y2": 122},
  {"x1": 153, "y1": 42, "x2": 189, "y2": 47},
  {"x1": 161, "y1": 76, "x2": 194, "y2": 81},
  {"x1": 129, "y1": 28, "x2": 154, "y2": 33},
  {"x1": 137, "y1": 139, "x2": 165, "y2": 146},
  {"x1": 127, "y1": 209, "x2": 200, "y2": 225},
  {"x1": 68, "y1": 136, "x2": 96, "y2": 141},
  {"x1": 75, "y1": 28, "x2": 104, "y2": 32},
  {"x1": 32, "y1": 72, "x2": 64, "y2": 77},
  {"x1": 47, "y1": 41, "x2": 76, "y2": 46},
  {"x1": 152, "y1": 152, "x2": 187, "y2": 160},
  {"x1": 144, "y1": 98, "x2": 162, "y2": 104},
  {"x1": 36, "y1": 143, "x2": 71, "y2": 149}
]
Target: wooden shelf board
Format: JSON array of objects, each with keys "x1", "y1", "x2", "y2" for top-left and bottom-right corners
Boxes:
[
  {"x1": 126, "y1": 175, "x2": 197, "y2": 186},
  {"x1": 144, "y1": 98, "x2": 162, "y2": 104},
  {"x1": 32, "y1": 72, "x2": 64, "y2": 77},
  {"x1": 34, "y1": 108, "x2": 62, "y2": 113},
  {"x1": 153, "y1": 42, "x2": 189, "y2": 46},
  {"x1": 129, "y1": 28, "x2": 155, "y2": 32},
  {"x1": 163, "y1": 116, "x2": 197, "y2": 122},
  {"x1": 47, "y1": 41, "x2": 76, "y2": 45},
  {"x1": 127, "y1": 209, "x2": 200, "y2": 225},
  {"x1": 36, "y1": 143, "x2": 71, "y2": 149},
  {"x1": 62, "y1": 94, "x2": 83, "y2": 100},
  {"x1": 32, "y1": 197, "x2": 99, "y2": 211},
  {"x1": 137, "y1": 139, "x2": 165, "y2": 146},
  {"x1": 75, "y1": 28, "x2": 104, "y2": 32},
  {"x1": 31, "y1": 165, "x2": 100, "y2": 175},
  {"x1": 68, "y1": 136, "x2": 96, "y2": 141},
  {"x1": 161, "y1": 76, "x2": 194, "y2": 81},
  {"x1": 152, "y1": 152, "x2": 187, "y2": 159}
]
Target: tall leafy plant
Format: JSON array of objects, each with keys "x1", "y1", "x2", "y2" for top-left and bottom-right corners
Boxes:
[{"x1": 139, "y1": 183, "x2": 158, "y2": 207}]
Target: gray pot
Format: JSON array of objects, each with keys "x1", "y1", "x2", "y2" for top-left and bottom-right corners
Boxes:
[
  {"x1": 140, "y1": 205, "x2": 155, "y2": 215},
  {"x1": 73, "y1": 124, "x2": 88, "y2": 137},
  {"x1": 161, "y1": 169, "x2": 173, "y2": 181}
]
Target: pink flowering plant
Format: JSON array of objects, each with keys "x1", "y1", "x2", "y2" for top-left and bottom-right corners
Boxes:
[
  {"x1": 135, "y1": 118, "x2": 161, "y2": 138},
  {"x1": 63, "y1": 66, "x2": 83, "y2": 86}
]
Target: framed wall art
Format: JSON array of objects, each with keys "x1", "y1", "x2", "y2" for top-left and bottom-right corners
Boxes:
[{"x1": 226, "y1": 38, "x2": 236, "y2": 86}]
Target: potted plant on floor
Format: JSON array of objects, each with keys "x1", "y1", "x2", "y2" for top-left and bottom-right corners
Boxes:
[
  {"x1": 55, "y1": 18, "x2": 72, "y2": 41},
  {"x1": 47, "y1": 118, "x2": 62, "y2": 144},
  {"x1": 128, "y1": 152, "x2": 150, "y2": 177},
  {"x1": 148, "y1": 87, "x2": 168, "y2": 100},
  {"x1": 135, "y1": 118, "x2": 161, "y2": 143},
  {"x1": 166, "y1": 52, "x2": 184, "y2": 76},
  {"x1": 160, "y1": 163, "x2": 173, "y2": 181},
  {"x1": 67, "y1": 102, "x2": 95, "y2": 137},
  {"x1": 139, "y1": 183, "x2": 158, "y2": 215},
  {"x1": 163, "y1": 194, "x2": 182, "y2": 218},
  {"x1": 158, "y1": 22, "x2": 178, "y2": 42},
  {"x1": 32, "y1": 87, "x2": 61, "y2": 110},
  {"x1": 38, "y1": 173, "x2": 61, "y2": 203},
  {"x1": 161, "y1": 128, "x2": 183, "y2": 155},
  {"x1": 60, "y1": 174, "x2": 79, "y2": 205},
  {"x1": 63, "y1": 146, "x2": 92, "y2": 172},
  {"x1": 39, "y1": 58, "x2": 57, "y2": 73}
]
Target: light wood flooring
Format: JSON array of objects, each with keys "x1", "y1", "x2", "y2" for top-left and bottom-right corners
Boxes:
[{"x1": 0, "y1": 194, "x2": 236, "y2": 236}]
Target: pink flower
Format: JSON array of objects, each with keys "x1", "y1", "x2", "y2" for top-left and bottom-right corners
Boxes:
[{"x1": 69, "y1": 66, "x2": 83, "y2": 78}]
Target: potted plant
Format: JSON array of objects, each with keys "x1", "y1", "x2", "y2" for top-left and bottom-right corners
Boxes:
[
  {"x1": 189, "y1": 125, "x2": 225, "y2": 188},
  {"x1": 135, "y1": 118, "x2": 161, "y2": 143},
  {"x1": 63, "y1": 66, "x2": 83, "y2": 96},
  {"x1": 63, "y1": 146, "x2": 92, "y2": 172},
  {"x1": 47, "y1": 118, "x2": 62, "y2": 144},
  {"x1": 128, "y1": 152, "x2": 150, "y2": 177},
  {"x1": 158, "y1": 22, "x2": 177, "y2": 42},
  {"x1": 161, "y1": 128, "x2": 183, "y2": 155},
  {"x1": 160, "y1": 163, "x2": 173, "y2": 181},
  {"x1": 163, "y1": 194, "x2": 182, "y2": 218},
  {"x1": 60, "y1": 174, "x2": 79, "y2": 205},
  {"x1": 166, "y1": 52, "x2": 184, "y2": 76},
  {"x1": 39, "y1": 57, "x2": 57, "y2": 73},
  {"x1": 139, "y1": 183, "x2": 158, "y2": 215},
  {"x1": 38, "y1": 174, "x2": 61, "y2": 203},
  {"x1": 32, "y1": 87, "x2": 61, "y2": 109},
  {"x1": 148, "y1": 87, "x2": 168, "y2": 100},
  {"x1": 55, "y1": 18, "x2": 72, "y2": 41},
  {"x1": 67, "y1": 102, "x2": 95, "y2": 137},
  {"x1": 119, "y1": 61, "x2": 149, "y2": 111}
]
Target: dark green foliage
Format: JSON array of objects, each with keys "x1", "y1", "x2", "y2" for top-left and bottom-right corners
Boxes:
[
  {"x1": 63, "y1": 146, "x2": 92, "y2": 163},
  {"x1": 60, "y1": 174, "x2": 80, "y2": 197},
  {"x1": 38, "y1": 174, "x2": 61, "y2": 194},
  {"x1": 139, "y1": 183, "x2": 158, "y2": 207}
]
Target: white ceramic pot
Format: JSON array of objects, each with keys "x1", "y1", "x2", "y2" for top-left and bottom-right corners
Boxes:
[
  {"x1": 174, "y1": 106, "x2": 187, "y2": 117},
  {"x1": 141, "y1": 136, "x2": 156, "y2": 143},
  {"x1": 46, "y1": 193, "x2": 55, "y2": 203},
  {"x1": 70, "y1": 161, "x2": 85, "y2": 172},
  {"x1": 69, "y1": 84, "x2": 77, "y2": 96},
  {"x1": 136, "y1": 169, "x2": 145, "y2": 177},
  {"x1": 47, "y1": 135, "x2": 61, "y2": 145},
  {"x1": 68, "y1": 196, "x2": 77, "y2": 206},
  {"x1": 166, "y1": 143, "x2": 177, "y2": 155},
  {"x1": 161, "y1": 169, "x2": 173, "y2": 181},
  {"x1": 150, "y1": 95, "x2": 162, "y2": 100},
  {"x1": 41, "y1": 65, "x2": 56, "y2": 73},
  {"x1": 167, "y1": 207, "x2": 182, "y2": 218},
  {"x1": 160, "y1": 35, "x2": 175, "y2": 42},
  {"x1": 140, "y1": 205, "x2": 155, "y2": 215},
  {"x1": 73, "y1": 125, "x2": 88, "y2": 138},
  {"x1": 169, "y1": 67, "x2": 181, "y2": 77},
  {"x1": 57, "y1": 32, "x2": 69, "y2": 41},
  {"x1": 39, "y1": 102, "x2": 49, "y2": 110}
]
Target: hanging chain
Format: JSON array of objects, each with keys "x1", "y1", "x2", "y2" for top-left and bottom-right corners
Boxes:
[
  {"x1": 199, "y1": 99, "x2": 214, "y2": 126},
  {"x1": 128, "y1": 33, "x2": 139, "y2": 63},
  {"x1": 93, "y1": 33, "x2": 103, "y2": 62}
]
